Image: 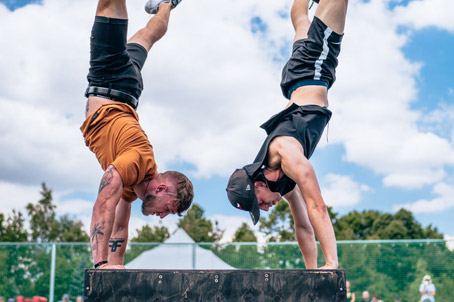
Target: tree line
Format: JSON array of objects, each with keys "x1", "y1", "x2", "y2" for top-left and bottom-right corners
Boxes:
[{"x1": 0, "y1": 183, "x2": 452, "y2": 301}]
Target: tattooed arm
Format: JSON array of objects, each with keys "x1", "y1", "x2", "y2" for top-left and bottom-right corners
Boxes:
[
  {"x1": 108, "y1": 199, "x2": 131, "y2": 265},
  {"x1": 90, "y1": 165, "x2": 124, "y2": 267}
]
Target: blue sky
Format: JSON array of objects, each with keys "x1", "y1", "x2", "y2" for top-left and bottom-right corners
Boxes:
[
  {"x1": 0, "y1": 0, "x2": 453, "y2": 242},
  {"x1": 0, "y1": 0, "x2": 40, "y2": 10}
]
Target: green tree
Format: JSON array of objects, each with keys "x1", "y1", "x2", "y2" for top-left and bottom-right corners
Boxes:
[
  {"x1": 130, "y1": 224, "x2": 170, "y2": 242},
  {"x1": 26, "y1": 183, "x2": 89, "y2": 243},
  {"x1": 333, "y1": 208, "x2": 443, "y2": 240},
  {"x1": 233, "y1": 223, "x2": 257, "y2": 242},
  {"x1": 26, "y1": 182, "x2": 60, "y2": 242},
  {"x1": 213, "y1": 223, "x2": 260, "y2": 269},
  {"x1": 259, "y1": 200, "x2": 295, "y2": 242},
  {"x1": 258, "y1": 201, "x2": 308, "y2": 268},
  {"x1": 177, "y1": 203, "x2": 223, "y2": 242},
  {"x1": 0, "y1": 210, "x2": 28, "y2": 242},
  {"x1": 0, "y1": 210, "x2": 31, "y2": 297},
  {"x1": 59, "y1": 215, "x2": 90, "y2": 242},
  {"x1": 1, "y1": 182, "x2": 91, "y2": 299},
  {"x1": 328, "y1": 206, "x2": 355, "y2": 240},
  {"x1": 423, "y1": 224, "x2": 443, "y2": 239},
  {"x1": 332, "y1": 210, "x2": 381, "y2": 240}
]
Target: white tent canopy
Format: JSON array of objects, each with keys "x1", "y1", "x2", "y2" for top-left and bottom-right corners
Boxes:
[{"x1": 125, "y1": 229, "x2": 234, "y2": 269}]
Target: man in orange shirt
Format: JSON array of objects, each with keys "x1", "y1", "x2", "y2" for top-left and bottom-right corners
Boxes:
[{"x1": 81, "y1": 0, "x2": 193, "y2": 269}]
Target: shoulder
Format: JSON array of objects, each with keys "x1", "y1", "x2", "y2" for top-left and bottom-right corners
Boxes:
[{"x1": 269, "y1": 136, "x2": 304, "y2": 158}]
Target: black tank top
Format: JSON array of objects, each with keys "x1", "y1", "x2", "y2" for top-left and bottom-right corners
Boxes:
[{"x1": 243, "y1": 104, "x2": 331, "y2": 195}]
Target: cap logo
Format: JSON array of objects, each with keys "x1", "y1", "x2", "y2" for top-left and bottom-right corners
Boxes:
[{"x1": 246, "y1": 184, "x2": 251, "y2": 191}]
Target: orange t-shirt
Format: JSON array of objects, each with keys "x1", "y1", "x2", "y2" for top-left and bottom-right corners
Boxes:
[{"x1": 80, "y1": 103, "x2": 157, "y2": 202}]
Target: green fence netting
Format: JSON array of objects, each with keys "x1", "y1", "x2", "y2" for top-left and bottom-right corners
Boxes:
[{"x1": 0, "y1": 240, "x2": 452, "y2": 301}]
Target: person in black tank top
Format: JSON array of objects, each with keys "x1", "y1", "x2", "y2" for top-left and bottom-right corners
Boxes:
[{"x1": 226, "y1": 0, "x2": 348, "y2": 270}]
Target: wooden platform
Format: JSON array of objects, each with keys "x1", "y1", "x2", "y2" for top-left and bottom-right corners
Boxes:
[{"x1": 84, "y1": 269, "x2": 346, "y2": 301}]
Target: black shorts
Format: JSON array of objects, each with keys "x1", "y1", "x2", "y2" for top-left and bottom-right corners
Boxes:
[
  {"x1": 280, "y1": 16, "x2": 343, "y2": 99},
  {"x1": 86, "y1": 16, "x2": 148, "y2": 101}
]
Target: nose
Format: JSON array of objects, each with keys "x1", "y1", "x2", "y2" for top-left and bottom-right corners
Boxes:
[{"x1": 159, "y1": 212, "x2": 169, "y2": 219}]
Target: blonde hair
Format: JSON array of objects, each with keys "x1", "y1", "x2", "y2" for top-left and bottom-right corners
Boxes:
[{"x1": 162, "y1": 171, "x2": 194, "y2": 215}]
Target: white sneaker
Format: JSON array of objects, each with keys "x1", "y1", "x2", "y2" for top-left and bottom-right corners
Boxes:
[{"x1": 144, "y1": 0, "x2": 182, "y2": 14}]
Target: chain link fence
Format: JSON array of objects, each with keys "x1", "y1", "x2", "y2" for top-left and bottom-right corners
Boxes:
[{"x1": 1, "y1": 239, "x2": 453, "y2": 301}]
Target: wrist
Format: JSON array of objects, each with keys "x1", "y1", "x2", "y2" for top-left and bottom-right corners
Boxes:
[{"x1": 94, "y1": 260, "x2": 108, "y2": 269}]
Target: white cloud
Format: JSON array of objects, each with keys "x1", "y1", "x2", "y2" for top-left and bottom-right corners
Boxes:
[
  {"x1": 0, "y1": 0, "x2": 292, "y2": 187},
  {"x1": 1, "y1": 0, "x2": 452, "y2": 188},
  {"x1": 393, "y1": 182, "x2": 454, "y2": 213},
  {"x1": 0, "y1": 181, "x2": 41, "y2": 214},
  {"x1": 393, "y1": 0, "x2": 454, "y2": 32},
  {"x1": 57, "y1": 198, "x2": 93, "y2": 216},
  {"x1": 420, "y1": 103, "x2": 454, "y2": 140},
  {"x1": 327, "y1": 0, "x2": 454, "y2": 189},
  {"x1": 0, "y1": 97, "x2": 102, "y2": 190},
  {"x1": 445, "y1": 235, "x2": 454, "y2": 251},
  {"x1": 321, "y1": 174, "x2": 371, "y2": 207},
  {"x1": 0, "y1": 0, "x2": 453, "y2": 234}
]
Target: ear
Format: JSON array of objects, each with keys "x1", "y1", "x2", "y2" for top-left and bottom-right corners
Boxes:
[{"x1": 254, "y1": 181, "x2": 266, "y2": 188}]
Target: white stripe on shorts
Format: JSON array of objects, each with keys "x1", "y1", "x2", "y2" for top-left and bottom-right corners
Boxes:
[{"x1": 314, "y1": 27, "x2": 333, "y2": 80}]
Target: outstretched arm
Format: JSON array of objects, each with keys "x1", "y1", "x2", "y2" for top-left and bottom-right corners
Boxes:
[
  {"x1": 284, "y1": 187, "x2": 318, "y2": 269},
  {"x1": 90, "y1": 165, "x2": 124, "y2": 268},
  {"x1": 274, "y1": 136, "x2": 338, "y2": 269}
]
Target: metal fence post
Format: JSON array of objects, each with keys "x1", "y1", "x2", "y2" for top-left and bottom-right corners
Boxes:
[
  {"x1": 49, "y1": 243, "x2": 56, "y2": 302},
  {"x1": 192, "y1": 243, "x2": 196, "y2": 269}
]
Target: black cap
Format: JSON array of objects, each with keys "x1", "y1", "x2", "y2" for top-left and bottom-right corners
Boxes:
[{"x1": 226, "y1": 168, "x2": 260, "y2": 225}]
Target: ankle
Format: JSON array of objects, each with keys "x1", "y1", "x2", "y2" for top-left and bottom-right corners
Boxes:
[{"x1": 158, "y1": 1, "x2": 172, "y2": 10}]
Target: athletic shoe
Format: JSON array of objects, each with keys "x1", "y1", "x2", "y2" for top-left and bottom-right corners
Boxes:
[{"x1": 145, "y1": 0, "x2": 182, "y2": 14}]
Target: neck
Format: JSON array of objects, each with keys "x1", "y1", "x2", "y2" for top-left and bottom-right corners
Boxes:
[
  {"x1": 135, "y1": 178, "x2": 152, "y2": 200},
  {"x1": 263, "y1": 167, "x2": 283, "y2": 182}
]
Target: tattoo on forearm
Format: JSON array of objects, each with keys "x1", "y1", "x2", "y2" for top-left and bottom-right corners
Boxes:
[
  {"x1": 99, "y1": 166, "x2": 114, "y2": 193},
  {"x1": 109, "y1": 238, "x2": 125, "y2": 253},
  {"x1": 90, "y1": 223, "x2": 105, "y2": 254},
  {"x1": 86, "y1": 101, "x2": 89, "y2": 113}
]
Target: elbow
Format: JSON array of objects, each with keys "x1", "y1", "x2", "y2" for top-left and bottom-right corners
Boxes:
[
  {"x1": 295, "y1": 224, "x2": 315, "y2": 239},
  {"x1": 310, "y1": 201, "x2": 328, "y2": 215},
  {"x1": 294, "y1": 219, "x2": 314, "y2": 237}
]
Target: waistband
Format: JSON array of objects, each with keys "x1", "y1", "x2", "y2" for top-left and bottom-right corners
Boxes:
[{"x1": 85, "y1": 86, "x2": 138, "y2": 110}]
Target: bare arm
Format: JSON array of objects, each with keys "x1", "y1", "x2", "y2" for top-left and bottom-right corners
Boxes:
[
  {"x1": 284, "y1": 187, "x2": 318, "y2": 269},
  {"x1": 108, "y1": 199, "x2": 131, "y2": 266},
  {"x1": 90, "y1": 165, "x2": 124, "y2": 268},
  {"x1": 273, "y1": 136, "x2": 338, "y2": 269}
]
